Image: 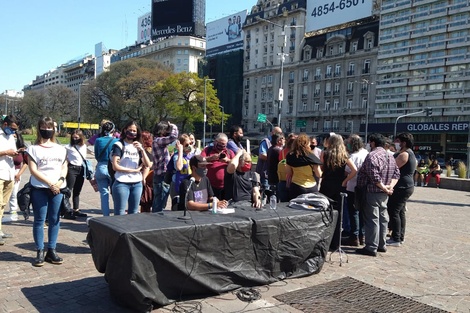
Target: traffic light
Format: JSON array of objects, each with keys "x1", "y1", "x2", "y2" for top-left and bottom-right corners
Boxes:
[{"x1": 426, "y1": 107, "x2": 432, "y2": 117}]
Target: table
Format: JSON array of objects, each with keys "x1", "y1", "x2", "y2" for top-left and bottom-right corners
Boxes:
[{"x1": 87, "y1": 204, "x2": 337, "y2": 312}]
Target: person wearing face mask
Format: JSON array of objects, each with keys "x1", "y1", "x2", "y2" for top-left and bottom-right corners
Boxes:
[
  {"x1": 26, "y1": 117, "x2": 68, "y2": 266},
  {"x1": 224, "y1": 149, "x2": 262, "y2": 208},
  {"x1": 0, "y1": 115, "x2": 20, "y2": 244},
  {"x1": 227, "y1": 125, "x2": 244, "y2": 154},
  {"x1": 386, "y1": 132, "x2": 416, "y2": 247},
  {"x1": 178, "y1": 155, "x2": 228, "y2": 211},
  {"x1": 169, "y1": 134, "x2": 194, "y2": 211},
  {"x1": 201, "y1": 133, "x2": 235, "y2": 199},
  {"x1": 63, "y1": 129, "x2": 88, "y2": 219},
  {"x1": 111, "y1": 121, "x2": 153, "y2": 215}
]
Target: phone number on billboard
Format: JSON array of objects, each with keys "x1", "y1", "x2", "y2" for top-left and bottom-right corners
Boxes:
[{"x1": 311, "y1": 0, "x2": 366, "y2": 17}]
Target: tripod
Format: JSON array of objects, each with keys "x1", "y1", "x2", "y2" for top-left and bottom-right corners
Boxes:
[{"x1": 329, "y1": 192, "x2": 348, "y2": 266}]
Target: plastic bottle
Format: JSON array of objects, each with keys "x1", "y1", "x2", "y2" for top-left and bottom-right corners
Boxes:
[
  {"x1": 269, "y1": 193, "x2": 277, "y2": 210},
  {"x1": 212, "y1": 197, "x2": 218, "y2": 214}
]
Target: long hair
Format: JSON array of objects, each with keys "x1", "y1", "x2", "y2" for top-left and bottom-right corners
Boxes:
[
  {"x1": 141, "y1": 131, "x2": 153, "y2": 149},
  {"x1": 324, "y1": 134, "x2": 349, "y2": 169},
  {"x1": 348, "y1": 134, "x2": 363, "y2": 154},
  {"x1": 35, "y1": 117, "x2": 56, "y2": 144},
  {"x1": 290, "y1": 133, "x2": 311, "y2": 157},
  {"x1": 15, "y1": 132, "x2": 26, "y2": 150},
  {"x1": 69, "y1": 129, "x2": 86, "y2": 146}
]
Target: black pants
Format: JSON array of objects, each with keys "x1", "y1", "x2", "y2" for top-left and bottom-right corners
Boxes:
[
  {"x1": 387, "y1": 186, "x2": 414, "y2": 242},
  {"x1": 66, "y1": 164, "x2": 85, "y2": 211}
]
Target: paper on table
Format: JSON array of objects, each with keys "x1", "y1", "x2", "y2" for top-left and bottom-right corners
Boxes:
[{"x1": 217, "y1": 208, "x2": 235, "y2": 214}]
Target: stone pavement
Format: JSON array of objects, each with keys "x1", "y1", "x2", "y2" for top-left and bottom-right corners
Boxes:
[{"x1": 1, "y1": 169, "x2": 470, "y2": 312}]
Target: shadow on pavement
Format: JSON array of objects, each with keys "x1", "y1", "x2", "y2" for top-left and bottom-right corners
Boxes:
[{"x1": 408, "y1": 199, "x2": 470, "y2": 208}]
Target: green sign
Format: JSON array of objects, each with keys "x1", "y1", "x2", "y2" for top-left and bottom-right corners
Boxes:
[
  {"x1": 257, "y1": 113, "x2": 267, "y2": 123},
  {"x1": 296, "y1": 120, "x2": 307, "y2": 127}
]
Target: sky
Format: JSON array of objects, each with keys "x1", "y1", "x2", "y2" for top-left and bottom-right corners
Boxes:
[{"x1": 0, "y1": 0, "x2": 254, "y2": 94}]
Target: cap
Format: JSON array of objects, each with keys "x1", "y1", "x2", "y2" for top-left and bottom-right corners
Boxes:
[{"x1": 189, "y1": 155, "x2": 212, "y2": 168}]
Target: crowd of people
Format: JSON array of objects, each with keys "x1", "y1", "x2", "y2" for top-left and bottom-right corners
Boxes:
[{"x1": 1, "y1": 113, "x2": 440, "y2": 265}]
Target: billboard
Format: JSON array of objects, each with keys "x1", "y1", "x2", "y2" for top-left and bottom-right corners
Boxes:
[
  {"x1": 206, "y1": 10, "x2": 247, "y2": 57},
  {"x1": 306, "y1": 0, "x2": 373, "y2": 33},
  {"x1": 137, "y1": 12, "x2": 152, "y2": 44},
  {"x1": 151, "y1": 0, "x2": 196, "y2": 39}
]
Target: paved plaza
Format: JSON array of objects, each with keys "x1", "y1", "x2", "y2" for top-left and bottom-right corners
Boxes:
[{"x1": 1, "y1": 171, "x2": 469, "y2": 312}]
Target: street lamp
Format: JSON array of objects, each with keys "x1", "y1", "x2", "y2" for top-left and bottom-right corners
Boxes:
[
  {"x1": 255, "y1": 16, "x2": 303, "y2": 129},
  {"x1": 78, "y1": 82, "x2": 89, "y2": 129},
  {"x1": 219, "y1": 105, "x2": 224, "y2": 133},
  {"x1": 394, "y1": 108, "x2": 428, "y2": 138},
  {"x1": 203, "y1": 78, "x2": 215, "y2": 148}
]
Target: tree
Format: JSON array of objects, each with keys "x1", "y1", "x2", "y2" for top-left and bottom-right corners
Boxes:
[
  {"x1": 19, "y1": 86, "x2": 76, "y2": 129},
  {"x1": 82, "y1": 58, "x2": 172, "y2": 131}
]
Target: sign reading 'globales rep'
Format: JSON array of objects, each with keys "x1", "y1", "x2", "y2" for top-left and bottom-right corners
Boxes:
[{"x1": 406, "y1": 122, "x2": 469, "y2": 133}]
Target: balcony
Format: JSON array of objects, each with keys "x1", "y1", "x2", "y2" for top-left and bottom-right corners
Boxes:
[
  {"x1": 334, "y1": 72, "x2": 341, "y2": 77},
  {"x1": 301, "y1": 94, "x2": 308, "y2": 99},
  {"x1": 347, "y1": 70, "x2": 355, "y2": 76},
  {"x1": 314, "y1": 75, "x2": 321, "y2": 80},
  {"x1": 288, "y1": 78, "x2": 294, "y2": 84},
  {"x1": 324, "y1": 91, "x2": 331, "y2": 96},
  {"x1": 347, "y1": 89, "x2": 353, "y2": 94},
  {"x1": 325, "y1": 73, "x2": 332, "y2": 78},
  {"x1": 302, "y1": 77, "x2": 309, "y2": 82},
  {"x1": 314, "y1": 91, "x2": 320, "y2": 97},
  {"x1": 333, "y1": 90, "x2": 340, "y2": 95},
  {"x1": 362, "y1": 68, "x2": 371, "y2": 74}
]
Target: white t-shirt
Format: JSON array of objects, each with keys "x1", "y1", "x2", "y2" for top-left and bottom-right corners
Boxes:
[
  {"x1": 0, "y1": 129, "x2": 16, "y2": 181},
  {"x1": 112, "y1": 141, "x2": 142, "y2": 183},
  {"x1": 27, "y1": 144, "x2": 67, "y2": 189},
  {"x1": 65, "y1": 144, "x2": 87, "y2": 166},
  {"x1": 346, "y1": 148, "x2": 369, "y2": 192}
]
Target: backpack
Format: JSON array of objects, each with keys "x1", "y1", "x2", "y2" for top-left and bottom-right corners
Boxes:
[
  {"x1": 17, "y1": 182, "x2": 32, "y2": 220},
  {"x1": 277, "y1": 150, "x2": 288, "y2": 182},
  {"x1": 108, "y1": 141, "x2": 124, "y2": 182}
]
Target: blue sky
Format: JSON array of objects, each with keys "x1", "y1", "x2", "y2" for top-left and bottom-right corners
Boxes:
[{"x1": 0, "y1": 0, "x2": 254, "y2": 93}]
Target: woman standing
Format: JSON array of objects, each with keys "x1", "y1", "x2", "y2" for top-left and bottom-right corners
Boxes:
[
  {"x1": 320, "y1": 134, "x2": 357, "y2": 250},
  {"x1": 27, "y1": 117, "x2": 68, "y2": 267},
  {"x1": 286, "y1": 134, "x2": 323, "y2": 200},
  {"x1": 5, "y1": 132, "x2": 28, "y2": 222},
  {"x1": 64, "y1": 130, "x2": 88, "y2": 219},
  {"x1": 387, "y1": 132, "x2": 416, "y2": 246},
  {"x1": 111, "y1": 121, "x2": 152, "y2": 215},
  {"x1": 94, "y1": 122, "x2": 118, "y2": 216},
  {"x1": 170, "y1": 134, "x2": 194, "y2": 210}
]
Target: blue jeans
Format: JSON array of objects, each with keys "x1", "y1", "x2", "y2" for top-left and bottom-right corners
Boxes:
[
  {"x1": 95, "y1": 161, "x2": 112, "y2": 216},
  {"x1": 112, "y1": 180, "x2": 143, "y2": 215},
  {"x1": 31, "y1": 188, "x2": 63, "y2": 250},
  {"x1": 152, "y1": 174, "x2": 170, "y2": 213}
]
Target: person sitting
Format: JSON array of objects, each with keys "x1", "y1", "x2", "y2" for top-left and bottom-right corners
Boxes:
[
  {"x1": 414, "y1": 159, "x2": 428, "y2": 187},
  {"x1": 223, "y1": 149, "x2": 262, "y2": 208},
  {"x1": 178, "y1": 155, "x2": 228, "y2": 211},
  {"x1": 425, "y1": 159, "x2": 441, "y2": 188}
]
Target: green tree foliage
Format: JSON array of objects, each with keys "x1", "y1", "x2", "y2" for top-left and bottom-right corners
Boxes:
[
  {"x1": 82, "y1": 58, "x2": 172, "y2": 131},
  {"x1": 18, "y1": 86, "x2": 76, "y2": 128}
]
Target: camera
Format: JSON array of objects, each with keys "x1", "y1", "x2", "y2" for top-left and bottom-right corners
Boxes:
[{"x1": 219, "y1": 153, "x2": 226, "y2": 159}]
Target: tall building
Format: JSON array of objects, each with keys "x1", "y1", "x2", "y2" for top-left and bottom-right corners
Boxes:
[{"x1": 375, "y1": 0, "x2": 470, "y2": 159}]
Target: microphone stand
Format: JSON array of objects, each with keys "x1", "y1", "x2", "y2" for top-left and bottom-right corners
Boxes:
[{"x1": 178, "y1": 178, "x2": 194, "y2": 220}]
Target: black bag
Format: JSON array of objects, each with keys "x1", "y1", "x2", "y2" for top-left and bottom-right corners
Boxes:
[
  {"x1": 74, "y1": 146, "x2": 94, "y2": 180},
  {"x1": 60, "y1": 187, "x2": 73, "y2": 216},
  {"x1": 163, "y1": 153, "x2": 176, "y2": 184},
  {"x1": 17, "y1": 182, "x2": 32, "y2": 220},
  {"x1": 108, "y1": 142, "x2": 124, "y2": 183}
]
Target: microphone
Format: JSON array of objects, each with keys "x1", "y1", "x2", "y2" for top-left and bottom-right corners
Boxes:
[{"x1": 178, "y1": 177, "x2": 195, "y2": 220}]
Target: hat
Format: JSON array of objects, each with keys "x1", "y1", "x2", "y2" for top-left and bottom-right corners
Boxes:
[{"x1": 189, "y1": 155, "x2": 211, "y2": 168}]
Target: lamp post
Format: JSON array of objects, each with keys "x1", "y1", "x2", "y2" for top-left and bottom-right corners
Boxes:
[
  {"x1": 203, "y1": 78, "x2": 215, "y2": 148},
  {"x1": 255, "y1": 17, "x2": 303, "y2": 128},
  {"x1": 394, "y1": 108, "x2": 428, "y2": 138},
  {"x1": 78, "y1": 82, "x2": 89, "y2": 129},
  {"x1": 361, "y1": 78, "x2": 375, "y2": 142},
  {"x1": 219, "y1": 105, "x2": 224, "y2": 133}
]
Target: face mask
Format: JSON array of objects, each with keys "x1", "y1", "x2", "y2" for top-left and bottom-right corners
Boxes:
[
  {"x1": 346, "y1": 143, "x2": 352, "y2": 151},
  {"x1": 126, "y1": 131, "x2": 137, "y2": 140},
  {"x1": 39, "y1": 129, "x2": 54, "y2": 139},
  {"x1": 365, "y1": 143, "x2": 371, "y2": 152},
  {"x1": 240, "y1": 162, "x2": 252, "y2": 172},
  {"x1": 184, "y1": 146, "x2": 193, "y2": 154},
  {"x1": 3, "y1": 127, "x2": 15, "y2": 136},
  {"x1": 71, "y1": 139, "x2": 79, "y2": 145},
  {"x1": 215, "y1": 143, "x2": 226, "y2": 151},
  {"x1": 195, "y1": 167, "x2": 207, "y2": 177},
  {"x1": 310, "y1": 145, "x2": 316, "y2": 150},
  {"x1": 394, "y1": 143, "x2": 401, "y2": 151}
]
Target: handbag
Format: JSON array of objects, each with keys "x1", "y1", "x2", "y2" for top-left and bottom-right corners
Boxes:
[{"x1": 74, "y1": 146, "x2": 94, "y2": 180}]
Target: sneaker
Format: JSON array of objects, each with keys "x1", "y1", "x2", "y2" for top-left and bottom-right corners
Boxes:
[
  {"x1": 73, "y1": 210, "x2": 87, "y2": 217},
  {"x1": 9, "y1": 212, "x2": 18, "y2": 221},
  {"x1": 424, "y1": 183, "x2": 428, "y2": 187},
  {"x1": 356, "y1": 247, "x2": 377, "y2": 257},
  {"x1": 378, "y1": 247, "x2": 387, "y2": 253},
  {"x1": 421, "y1": 182, "x2": 424, "y2": 187},
  {"x1": 386, "y1": 239, "x2": 401, "y2": 247},
  {"x1": 0, "y1": 232, "x2": 13, "y2": 239},
  {"x1": 341, "y1": 236, "x2": 359, "y2": 247}
]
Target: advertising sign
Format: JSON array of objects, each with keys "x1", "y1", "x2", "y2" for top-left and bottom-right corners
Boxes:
[
  {"x1": 206, "y1": 10, "x2": 247, "y2": 57},
  {"x1": 151, "y1": 0, "x2": 195, "y2": 39},
  {"x1": 137, "y1": 12, "x2": 152, "y2": 44},
  {"x1": 306, "y1": 0, "x2": 373, "y2": 33}
]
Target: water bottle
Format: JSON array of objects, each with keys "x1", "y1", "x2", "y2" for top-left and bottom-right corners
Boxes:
[
  {"x1": 269, "y1": 193, "x2": 277, "y2": 210},
  {"x1": 212, "y1": 197, "x2": 218, "y2": 214}
]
